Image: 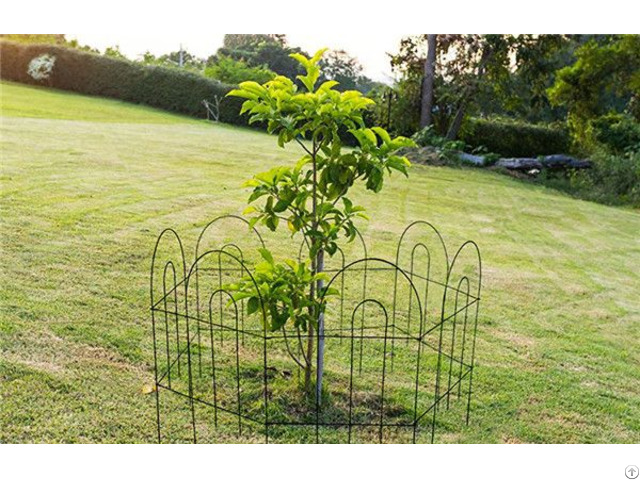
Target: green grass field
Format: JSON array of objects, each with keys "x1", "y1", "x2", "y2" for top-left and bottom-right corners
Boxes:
[{"x1": 1, "y1": 80, "x2": 639, "y2": 443}]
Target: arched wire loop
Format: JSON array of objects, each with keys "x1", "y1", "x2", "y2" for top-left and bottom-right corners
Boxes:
[
  {"x1": 195, "y1": 214, "x2": 266, "y2": 263},
  {"x1": 150, "y1": 228, "x2": 187, "y2": 444},
  {"x1": 320, "y1": 257, "x2": 423, "y2": 337},
  {"x1": 394, "y1": 221, "x2": 449, "y2": 274},
  {"x1": 446, "y1": 276, "x2": 470, "y2": 410},
  {"x1": 206, "y1": 289, "x2": 241, "y2": 433},
  {"x1": 150, "y1": 228, "x2": 187, "y2": 309},
  {"x1": 392, "y1": 222, "x2": 449, "y2": 367},
  {"x1": 162, "y1": 261, "x2": 179, "y2": 388},
  {"x1": 345, "y1": 299, "x2": 390, "y2": 444}
]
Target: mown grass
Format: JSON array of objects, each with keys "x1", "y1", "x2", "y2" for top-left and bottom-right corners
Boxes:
[{"x1": 1, "y1": 80, "x2": 639, "y2": 443}]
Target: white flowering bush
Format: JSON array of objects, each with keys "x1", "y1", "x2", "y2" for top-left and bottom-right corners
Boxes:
[{"x1": 27, "y1": 54, "x2": 56, "y2": 82}]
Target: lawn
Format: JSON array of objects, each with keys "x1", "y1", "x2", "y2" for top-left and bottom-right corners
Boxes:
[{"x1": 1, "y1": 80, "x2": 639, "y2": 443}]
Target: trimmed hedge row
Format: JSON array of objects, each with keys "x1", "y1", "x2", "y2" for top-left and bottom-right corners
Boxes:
[
  {"x1": 460, "y1": 118, "x2": 570, "y2": 157},
  {"x1": 0, "y1": 41, "x2": 246, "y2": 125}
]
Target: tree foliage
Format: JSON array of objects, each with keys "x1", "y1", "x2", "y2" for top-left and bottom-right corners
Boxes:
[
  {"x1": 229, "y1": 49, "x2": 412, "y2": 258},
  {"x1": 319, "y1": 49, "x2": 367, "y2": 92},
  {"x1": 548, "y1": 35, "x2": 640, "y2": 138},
  {"x1": 204, "y1": 55, "x2": 275, "y2": 85},
  {"x1": 387, "y1": 35, "x2": 604, "y2": 136},
  {"x1": 225, "y1": 248, "x2": 334, "y2": 336},
  {"x1": 139, "y1": 49, "x2": 205, "y2": 72},
  {"x1": 225, "y1": 49, "x2": 414, "y2": 392}
]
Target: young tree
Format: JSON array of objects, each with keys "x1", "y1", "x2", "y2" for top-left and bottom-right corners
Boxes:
[{"x1": 226, "y1": 49, "x2": 414, "y2": 401}]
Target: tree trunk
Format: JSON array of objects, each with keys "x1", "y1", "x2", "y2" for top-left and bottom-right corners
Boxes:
[
  {"x1": 420, "y1": 34, "x2": 437, "y2": 128},
  {"x1": 446, "y1": 46, "x2": 494, "y2": 140},
  {"x1": 304, "y1": 271, "x2": 315, "y2": 394},
  {"x1": 315, "y1": 249, "x2": 325, "y2": 405},
  {"x1": 304, "y1": 142, "x2": 319, "y2": 396},
  {"x1": 445, "y1": 103, "x2": 466, "y2": 140}
]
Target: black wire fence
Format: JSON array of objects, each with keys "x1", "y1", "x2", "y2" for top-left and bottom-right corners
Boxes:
[{"x1": 150, "y1": 215, "x2": 482, "y2": 443}]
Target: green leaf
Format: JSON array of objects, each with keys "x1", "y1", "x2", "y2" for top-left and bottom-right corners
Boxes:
[
  {"x1": 265, "y1": 215, "x2": 279, "y2": 231},
  {"x1": 226, "y1": 89, "x2": 258, "y2": 100},
  {"x1": 294, "y1": 155, "x2": 311, "y2": 173},
  {"x1": 321, "y1": 287, "x2": 340, "y2": 296},
  {"x1": 363, "y1": 128, "x2": 377, "y2": 145},
  {"x1": 247, "y1": 297, "x2": 260, "y2": 315},
  {"x1": 248, "y1": 216, "x2": 261, "y2": 229},
  {"x1": 310, "y1": 48, "x2": 328, "y2": 65},
  {"x1": 273, "y1": 198, "x2": 291, "y2": 213},
  {"x1": 312, "y1": 272, "x2": 330, "y2": 282},
  {"x1": 258, "y1": 248, "x2": 274, "y2": 265},
  {"x1": 289, "y1": 52, "x2": 310, "y2": 68},
  {"x1": 372, "y1": 126, "x2": 391, "y2": 144},
  {"x1": 243, "y1": 205, "x2": 258, "y2": 215},
  {"x1": 238, "y1": 81, "x2": 267, "y2": 96},
  {"x1": 318, "y1": 80, "x2": 339, "y2": 91},
  {"x1": 230, "y1": 291, "x2": 253, "y2": 303},
  {"x1": 265, "y1": 195, "x2": 274, "y2": 213},
  {"x1": 248, "y1": 189, "x2": 267, "y2": 203}
]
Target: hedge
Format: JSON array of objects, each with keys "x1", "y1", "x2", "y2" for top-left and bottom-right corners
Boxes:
[
  {"x1": 460, "y1": 118, "x2": 570, "y2": 157},
  {"x1": 0, "y1": 41, "x2": 246, "y2": 125}
]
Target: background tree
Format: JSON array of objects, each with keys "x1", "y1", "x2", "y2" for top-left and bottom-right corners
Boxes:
[
  {"x1": 138, "y1": 48, "x2": 206, "y2": 71},
  {"x1": 548, "y1": 35, "x2": 640, "y2": 137},
  {"x1": 390, "y1": 34, "x2": 590, "y2": 138},
  {"x1": 157, "y1": 49, "x2": 205, "y2": 70},
  {"x1": 213, "y1": 34, "x2": 307, "y2": 82},
  {"x1": 214, "y1": 36, "x2": 379, "y2": 93},
  {"x1": 222, "y1": 34, "x2": 287, "y2": 51},
  {"x1": 391, "y1": 34, "x2": 516, "y2": 139},
  {"x1": 0, "y1": 34, "x2": 98, "y2": 52},
  {"x1": 319, "y1": 49, "x2": 363, "y2": 91},
  {"x1": 104, "y1": 45, "x2": 126, "y2": 59}
]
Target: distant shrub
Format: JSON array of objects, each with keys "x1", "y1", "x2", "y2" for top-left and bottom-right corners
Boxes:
[
  {"x1": 540, "y1": 150, "x2": 640, "y2": 207},
  {"x1": 412, "y1": 125, "x2": 466, "y2": 150},
  {"x1": 591, "y1": 113, "x2": 640, "y2": 154},
  {"x1": 460, "y1": 118, "x2": 570, "y2": 157},
  {"x1": 0, "y1": 41, "x2": 246, "y2": 125}
]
